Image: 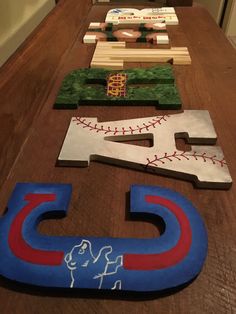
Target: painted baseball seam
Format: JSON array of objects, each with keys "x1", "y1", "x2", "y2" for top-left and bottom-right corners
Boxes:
[
  {"x1": 146, "y1": 151, "x2": 227, "y2": 167},
  {"x1": 73, "y1": 116, "x2": 170, "y2": 135}
]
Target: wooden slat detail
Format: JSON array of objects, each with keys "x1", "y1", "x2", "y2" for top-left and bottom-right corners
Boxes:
[{"x1": 91, "y1": 41, "x2": 191, "y2": 69}]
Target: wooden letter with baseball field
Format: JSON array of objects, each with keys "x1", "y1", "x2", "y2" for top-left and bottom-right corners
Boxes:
[{"x1": 54, "y1": 66, "x2": 181, "y2": 109}]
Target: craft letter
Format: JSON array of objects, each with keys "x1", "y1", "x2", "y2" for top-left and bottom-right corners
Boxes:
[
  {"x1": 0, "y1": 183, "x2": 207, "y2": 292},
  {"x1": 58, "y1": 111, "x2": 232, "y2": 189}
]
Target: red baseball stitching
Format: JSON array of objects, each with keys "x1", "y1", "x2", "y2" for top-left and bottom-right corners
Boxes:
[
  {"x1": 73, "y1": 115, "x2": 169, "y2": 135},
  {"x1": 146, "y1": 151, "x2": 227, "y2": 168}
]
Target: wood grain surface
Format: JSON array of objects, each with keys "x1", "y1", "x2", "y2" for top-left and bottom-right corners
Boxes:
[{"x1": 0, "y1": 1, "x2": 236, "y2": 313}]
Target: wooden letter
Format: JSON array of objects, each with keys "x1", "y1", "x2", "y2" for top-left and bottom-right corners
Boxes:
[
  {"x1": 91, "y1": 42, "x2": 191, "y2": 69},
  {"x1": 0, "y1": 183, "x2": 207, "y2": 292},
  {"x1": 54, "y1": 66, "x2": 181, "y2": 109},
  {"x1": 105, "y1": 8, "x2": 179, "y2": 25},
  {"x1": 58, "y1": 111, "x2": 232, "y2": 189}
]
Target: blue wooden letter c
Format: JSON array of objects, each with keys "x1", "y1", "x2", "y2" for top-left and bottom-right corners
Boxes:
[{"x1": 0, "y1": 183, "x2": 207, "y2": 292}]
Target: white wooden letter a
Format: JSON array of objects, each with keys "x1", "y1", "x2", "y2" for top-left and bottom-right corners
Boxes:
[{"x1": 58, "y1": 111, "x2": 232, "y2": 189}]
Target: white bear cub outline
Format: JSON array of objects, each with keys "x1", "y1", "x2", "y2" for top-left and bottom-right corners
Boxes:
[{"x1": 65, "y1": 239, "x2": 123, "y2": 289}]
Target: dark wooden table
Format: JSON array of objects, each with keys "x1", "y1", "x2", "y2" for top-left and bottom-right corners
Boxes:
[{"x1": 0, "y1": 1, "x2": 236, "y2": 313}]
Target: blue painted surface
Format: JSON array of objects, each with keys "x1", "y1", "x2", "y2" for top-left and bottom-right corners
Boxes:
[{"x1": 0, "y1": 183, "x2": 208, "y2": 292}]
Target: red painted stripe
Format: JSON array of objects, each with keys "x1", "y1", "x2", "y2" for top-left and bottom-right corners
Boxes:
[
  {"x1": 123, "y1": 195, "x2": 192, "y2": 270},
  {"x1": 8, "y1": 194, "x2": 64, "y2": 265}
]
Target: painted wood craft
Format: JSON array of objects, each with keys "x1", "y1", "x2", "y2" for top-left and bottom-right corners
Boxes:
[
  {"x1": 91, "y1": 42, "x2": 191, "y2": 69},
  {"x1": 54, "y1": 66, "x2": 181, "y2": 109},
  {"x1": 88, "y1": 22, "x2": 167, "y2": 32},
  {"x1": 0, "y1": 183, "x2": 208, "y2": 292},
  {"x1": 105, "y1": 8, "x2": 179, "y2": 25},
  {"x1": 83, "y1": 22, "x2": 169, "y2": 45},
  {"x1": 58, "y1": 111, "x2": 232, "y2": 189}
]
